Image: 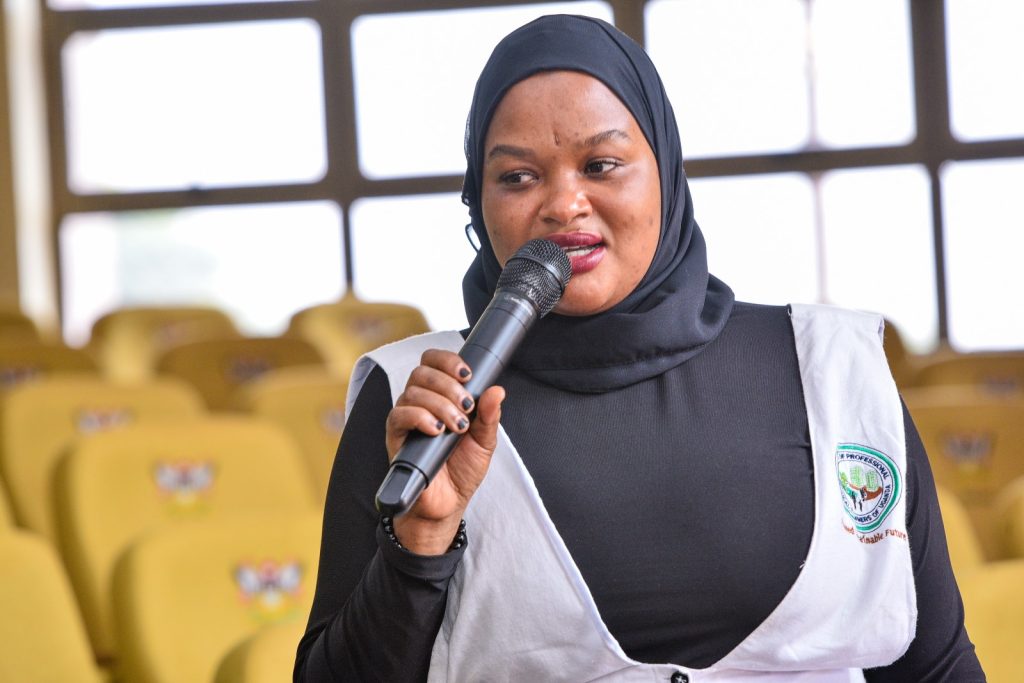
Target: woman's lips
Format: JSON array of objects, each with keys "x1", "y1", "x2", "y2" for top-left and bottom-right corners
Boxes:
[{"x1": 544, "y1": 232, "x2": 606, "y2": 275}]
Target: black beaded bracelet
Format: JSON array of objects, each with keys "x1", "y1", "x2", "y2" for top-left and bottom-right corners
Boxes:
[{"x1": 381, "y1": 516, "x2": 468, "y2": 553}]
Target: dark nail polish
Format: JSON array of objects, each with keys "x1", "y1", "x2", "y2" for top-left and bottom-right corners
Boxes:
[
  {"x1": 435, "y1": 420, "x2": 444, "y2": 430},
  {"x1": 462, "y1": 397, "x2": 473, "y2": 411},
  {"x1": 457, "y1": 418, "x2": 468, "y2": 431},
  {"x1": 459, "y1": 367, "x2": 471, "y2": 378}
]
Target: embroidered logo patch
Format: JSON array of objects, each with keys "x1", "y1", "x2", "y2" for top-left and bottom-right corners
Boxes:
[{"x1": 836, "y1": 443, "x2": 902, "y2": 534}]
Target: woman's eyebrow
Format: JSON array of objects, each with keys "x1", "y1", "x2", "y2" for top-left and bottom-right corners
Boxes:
[
  {"x1": 582, "y1": 128, "x2": 631, "y2": 147},
  {"x1": 486, "y1": 129, "x2": 631, "y2": 161},
  {"x1": 486, "y1": 144, "x2": 532, "y2": 161}
]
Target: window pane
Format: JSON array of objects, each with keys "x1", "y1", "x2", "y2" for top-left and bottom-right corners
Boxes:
[
  {"x1": 942, "y1": 159, "x2": 1024, "y2": 351},
  {"x1": 349, "y1": 194, "x2": 476, "y2": 331},
  {"x1": 63, "y1": 21, "x2": 326, "y2": 193},
  {"x1": 646, "y1": 0, "x2": 809, "y2": 158},
  {"x1": 690, "y1": 173, "x2": 818, "y2": 304},
  {"x1": 946, "y1": 0, "x2": 1024, "y2": 141},
  {"x1": 59, "y1": 202, "x2": 344, "y2": 345},
  {"x1": 811, "y1": 0, "x2": 915, "y2": 148},
  {"x1": 51, "y1": 0, "x2": 294, "y2": 9},
  {"x1": 819, "y1": 166, "x2": 937, "y2": 352},
  {"x1": 351, "y1": 2, "x2": 613, "y2": 179}
]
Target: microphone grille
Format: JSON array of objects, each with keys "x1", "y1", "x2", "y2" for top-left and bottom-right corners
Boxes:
[{"x1": 496, "y1": 239, "x2": 572, "y2": 318}]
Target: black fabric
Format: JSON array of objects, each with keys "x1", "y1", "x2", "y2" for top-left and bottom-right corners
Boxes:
[
  {"x1": 294, "y1": 303, "x2": 984, "y2": 681},
  {"x1": 461, "y1": 14, "x2": 734, "y2": 393}
]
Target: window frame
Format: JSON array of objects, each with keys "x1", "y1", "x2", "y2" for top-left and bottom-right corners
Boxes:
[{"x1": 38, "y1": 0, "x2": 1024, "y2": 346}]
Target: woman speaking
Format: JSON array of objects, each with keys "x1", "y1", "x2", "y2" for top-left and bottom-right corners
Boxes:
[{"x1": 294, "y1": 14, "x2": 983, "y2": 682}]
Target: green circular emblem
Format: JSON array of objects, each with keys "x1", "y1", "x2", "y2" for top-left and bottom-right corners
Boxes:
[{"x1": 836, "y1": 443, "x2": 902, "y2": 534}]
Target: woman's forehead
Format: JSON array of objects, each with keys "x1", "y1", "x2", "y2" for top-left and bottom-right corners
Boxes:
[{"x1": 484, "y1": 71, "x2": 640, "y2": 142}]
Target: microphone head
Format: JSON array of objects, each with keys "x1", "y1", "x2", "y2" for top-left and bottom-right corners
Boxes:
[{"x1": 496, "y1": 239, "x2": 572, "y2": 318}]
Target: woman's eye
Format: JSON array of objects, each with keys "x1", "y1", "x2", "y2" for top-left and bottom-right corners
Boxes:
[
  {"x1": 585, "y1": 160, "x2": 620, "y2": 175},
  {"x1": 500, "y1": 170, "x2": 534, "y2": 185}
]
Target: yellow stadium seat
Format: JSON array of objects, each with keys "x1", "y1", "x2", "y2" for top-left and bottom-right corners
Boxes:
[
  {"x1": 233, "y1": 366, "x2": 347, "y2": 501},
  {"x1": 882, "y1": 318, "x2": 917, "y2": 390},
  {"x1": 904, "y1": 390, "x2": 1024, "y2": 559},
  {"x1": 0, "y1": 479, "x2": 12, "y2": 527},
  {"x1": 993, "y1": 478, "x2": 1024, "y2": 560},
  {"x1": 88, "y1": 305, "x2": 241, "y2": 383},
  {"x1": 287, "y1": 293, "x2": 430, "y2": 378},
  {"x1": 0, "y1": 306, "x2": 41, "y2": 342},
  {"x1": 156, "y1": 337, "x2": 324, "y2": 411},
  {"x1": 0, "y1": 339, "x2": 96, "y2": 392},
  {"x1": 0, "y1": 529, "x2": 104, "y2": 683},
  {"x1": 0, "y1": 376, "x2": 204, "y2": 539},
  {"x1": 112, "y1": 511, "x2": 321, "y2": 683},
  {"x1": 959, "y1": 560, "x2": 1024, "y2": 682},
  {"x1": 55, "y1": 415, "x2": 317, "y2": 664},
  {"x1": 936, "y1": 485, "x2": 985, "y2": 583},
  {"x1": 214, "y1": 619, "x2": 306, "y2": 683},
  {"x1": 914, "y1": 351, "x2": 1024, "y2": 398}
]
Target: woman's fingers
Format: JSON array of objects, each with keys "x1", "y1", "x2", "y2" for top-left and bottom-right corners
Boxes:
[
  {"x1": 442, "y1": 385, "x2": 505, "y2": 496},
  {"x1": 386, "y1": 350, "x2": 475, "y2": 459},
  {"x1": 420, "y1": 348, "x2": 473, "y2": 382}
]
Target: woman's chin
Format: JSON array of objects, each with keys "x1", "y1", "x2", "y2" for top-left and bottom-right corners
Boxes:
[{"x1": 552, "y1": 293, "x2": 618, "y2": 318}]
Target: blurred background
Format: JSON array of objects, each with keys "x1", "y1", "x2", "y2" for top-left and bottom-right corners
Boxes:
[
  {"x1": 2, "y1": 0, "x2": 1022, "y2": 352},
  {"x1": 1, "y1": 1, "x2": 1024, "y2": 682}
]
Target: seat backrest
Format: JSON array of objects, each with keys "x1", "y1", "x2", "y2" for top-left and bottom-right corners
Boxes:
[
  {"x1": 287, "y1": 296, "x2": 430, "y2": 377},
  {"x1": 0, "y1": 530, "x2": 104, "y2": 683},
  {"x1": 914, "y1": 351, "x2": 1024, "y2": 398},
  {"x1": 959, "y1": 560, "x2": 1024, "y2": 682},
  {"x1": 0, "y1": 307, "x2": 41, "y2": 342},
  {"x1": 0, "y1": 376, "x2": 205, "y2": 539},
  {"x1": 935, "y1": 485, "x2": 985, "y2": 582},
  {"x1": 882, "y1": 318, "x2": 916, "y2": 389},
  {"x1": 0, "y1": 479, "x2": 12, "y2": 527},
  {"x1": 55, "y1": 416, "x2": 317, "y2": 662},
  {"x1": 0, "y1": 340, "x2": 97, "y2": 392},
  {"x1": 113, "y1": 511, "x2": 321, "y2": 683},
  {"x1": 89, "y1": 306, "x2": 241, "y2": 383},
  {"x1": 156, "y1": 337, "x2": 324, "y2": 411},
  {"x1": 904, "y1": 392, "x2": 1024, "y2": 558},
  {"x1": 994, "y1": 477, "x2": 1024, "y2": 560},
  {"x1": 234, "y1": 366, "x2": 348, "y2": 501},
  {"x1": 213, "y1": 619, "x2": 306, "y2": 683}
]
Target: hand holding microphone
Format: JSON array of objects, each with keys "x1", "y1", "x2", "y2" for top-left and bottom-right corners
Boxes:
[{"x1": 376, "y1": 239, "x2": 572, "y2": 544}]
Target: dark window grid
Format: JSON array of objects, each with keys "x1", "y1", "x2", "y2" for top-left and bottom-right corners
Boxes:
[{"x1": 39, "y1": 0, "x2": 1024, "y2": 343}]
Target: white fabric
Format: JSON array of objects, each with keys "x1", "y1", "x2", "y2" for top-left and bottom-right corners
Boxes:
[{"x1": 348, "y1": 304, "x2": 915, "y2": 682}]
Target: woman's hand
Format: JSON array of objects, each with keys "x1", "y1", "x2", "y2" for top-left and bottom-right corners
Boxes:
[{"x1": 385, "y1": 348, "x2": 505, "y2": 555}]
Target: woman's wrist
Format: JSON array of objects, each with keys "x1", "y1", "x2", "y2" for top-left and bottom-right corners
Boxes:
[{"x1": 389, "y1": 514, "x2": 467, "y2": 556}]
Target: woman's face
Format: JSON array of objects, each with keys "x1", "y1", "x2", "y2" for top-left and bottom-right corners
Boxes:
[{"x1": 481, "y1": 70, "x2": 662, "y2": 316}]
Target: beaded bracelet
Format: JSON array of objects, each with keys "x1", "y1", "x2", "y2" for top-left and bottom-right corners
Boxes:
[{"x1": 381, "y1": 516, "x2": 468, "y2": 553}]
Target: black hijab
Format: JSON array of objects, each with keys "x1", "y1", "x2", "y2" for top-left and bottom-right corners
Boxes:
[{"x1": 461, "y1": 14, "x2": 734, "y2": 393}]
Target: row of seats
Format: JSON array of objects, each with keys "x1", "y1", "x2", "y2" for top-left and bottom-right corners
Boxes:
[
  {"x1": 884, "y1": 320, "x2": 1024, "y2": 395},
  {"x1": 0, "y1": 374, "x2": 343, "y2": 540},
  {"x1": 0, "y1": 300, "x2": 429, "y2": 682},
  {"x1": 903, "y1": 387, "x2": 1024, "y2": 560},
  {"x1": 0, "y1": 381, "x2": 330, "y2": 682},
  {"x1": 0, "y1": 296, "x2": 430, "y2": 391},
  {"x1": 0, "y1": 511, "x2": 319, "y2": 683},
  {"x1": 937, "y1": 487, "x2": 1024, "y2": 682}
]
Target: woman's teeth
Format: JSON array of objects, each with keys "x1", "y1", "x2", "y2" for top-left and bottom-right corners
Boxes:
[{"x1": 563, "y1": 244, "x2": 599, "y2": 257}]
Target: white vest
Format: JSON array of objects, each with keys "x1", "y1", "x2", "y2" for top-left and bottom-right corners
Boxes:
[{"x1": 348, "y1": 303, "x2": 916, "y2": 683}]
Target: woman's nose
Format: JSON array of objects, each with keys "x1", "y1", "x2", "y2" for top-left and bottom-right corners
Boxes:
[{"x1": 540, "y1": 173, "x2": 591, "y2": 226}]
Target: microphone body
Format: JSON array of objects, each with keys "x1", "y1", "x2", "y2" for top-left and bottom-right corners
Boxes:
[{"x1": 375, "y1": 239, "x2": 571, "y2": 517}]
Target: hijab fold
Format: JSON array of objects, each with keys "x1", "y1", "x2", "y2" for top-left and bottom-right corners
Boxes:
[{"x1": 462, "y1": 14, "x2": 734, "y2": 393}]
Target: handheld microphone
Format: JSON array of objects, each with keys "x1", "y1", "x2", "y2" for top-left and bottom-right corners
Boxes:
[{"x1": 375, "y1": 238, "x2": 572, "y2": 517}]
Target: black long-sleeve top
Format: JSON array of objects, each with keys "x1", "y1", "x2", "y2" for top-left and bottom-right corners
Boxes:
[{"x1": 294, "y1": 302, "x2": 984, "y2": 681}]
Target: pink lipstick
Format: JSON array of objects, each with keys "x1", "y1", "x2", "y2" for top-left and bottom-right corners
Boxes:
[{"x1": 544, "y1": 232, "x2": 605, "y2": 275}]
